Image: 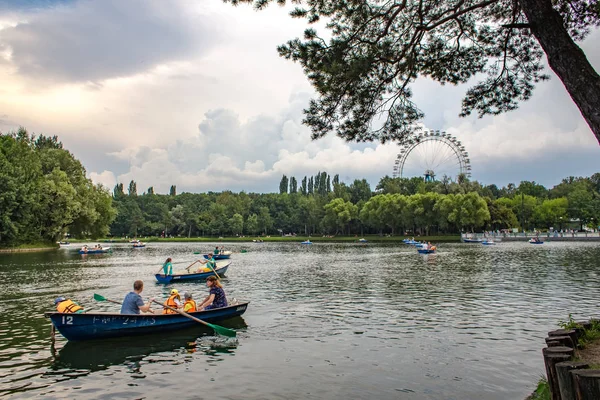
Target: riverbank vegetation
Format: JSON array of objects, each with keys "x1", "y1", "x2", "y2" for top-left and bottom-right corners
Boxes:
[
  {"x1": 2, "y1": 128, "x2": 599, "y2": 244},
  {"x1": 0, "y1": 128, "x2": 115, "y2": 248}
]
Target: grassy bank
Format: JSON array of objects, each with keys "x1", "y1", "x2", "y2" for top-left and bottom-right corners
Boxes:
[
  {"x1": 88, "y1": 235, "x2": 462, "y2": 243},
  {"x1": 0, "y1": 242, "x2": 57, "y2": 253}
]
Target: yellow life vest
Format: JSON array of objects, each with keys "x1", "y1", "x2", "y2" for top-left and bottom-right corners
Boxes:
[
  {"x1": 163, "y1": 294, "x2": 180, "y2": 314},
  {"x1": 57, "y1": 299, "x2": 83, "y2": 314},
  {"x1": 184, "y1": 299, "x2": 197, "y2": 313}
]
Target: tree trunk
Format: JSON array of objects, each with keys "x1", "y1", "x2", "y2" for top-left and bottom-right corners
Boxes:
[{"x1": 521, "y1": 0, "x2": 600, "y2": 144}]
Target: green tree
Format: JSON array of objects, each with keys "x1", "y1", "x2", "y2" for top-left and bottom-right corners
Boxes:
[
  {"x1": 228, "y1": 0, "x2": 600, "y2": 144},
  {"x1": 170, "y1": 185, "x2": 177, "y2": 196},
  {"x1": 289, "y1": 177, "x2": 298, "y2": 194},
  {"x1": 279, "y1": 175, "x2": 289, "y2": 194},
  {"x1": 534, "y1": 197, "x2": 568, "y2": 229},
  {"x1": 128, "y1": 180, "x2": 137, "y2": 197},
  {"x1": 258, "y1": 206, "x2": 273, "y2": 235},
  {"x1": 322, "y1": 198, "x2": 357, "y2": 234},
  {"x1": 229, "y1": 213, "x2": 244, "y2": 235},
  {"x1": 245, "y1": 213, "x2": 259, "y2": 235},
  {"x1": 349, "y1": 179, "x2": 372, "y2": 204}
]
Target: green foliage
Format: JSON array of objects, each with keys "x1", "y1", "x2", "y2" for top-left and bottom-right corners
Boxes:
[
  {"x1": 529, "y1": 377, "x2": 550, "y2": 400},
  {"x1": 558, "y1": 313, "x2": 581, "y2": 330},
  {"x1": 0, "y1": 128, "x2": 115, "y2": 246}
]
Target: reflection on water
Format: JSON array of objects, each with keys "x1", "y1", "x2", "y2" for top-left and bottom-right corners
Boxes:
[{"x1": 0, "y1": 242, "x2": 599, "y2": 399}]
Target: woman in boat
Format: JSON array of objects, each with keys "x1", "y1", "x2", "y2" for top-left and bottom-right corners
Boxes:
[
  {"x1": 162, "y1": 257, "x2": 173, "y2": 275},
  {"x1": 214, "y1": 246, "x2": 220, "y2": 255},
  {"x1": 163, "y1": 289, "x2": 182, "y2": 314},
  {"x1": 198, "y1": 276, "x2": 228, "y2": 310},
  {"x1": 183, "y1": 292, "x2": 196, "y2": 313}
]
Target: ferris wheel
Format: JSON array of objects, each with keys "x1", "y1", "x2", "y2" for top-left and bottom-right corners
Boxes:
[{"x1": 392, "y1": 130, "x2": 471, "y2": 181}]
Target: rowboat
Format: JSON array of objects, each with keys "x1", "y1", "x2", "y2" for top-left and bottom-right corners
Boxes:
[
  {"x1": 481, "y1": 240, "x2": 496, "y2": 245},
  {"x1": 417, "y1": 249, "x2": 436, "y2": 254},
  {"x1": 79, "y1": 247, "x2": 111, "y2": 254},
  {"x1": 45, "y1": 302, "x2": 249, "y2": 341},
  {"x1": 529, "y1": 239, "x2": 544, "y2": 244},
  {"x1": 301, "y1": 240, "x2": 312, "y2": 245},
  {"x1": 358, "y1": 238, "x2": 368, "y2": 243},
  {"x1": 462, "y1": 238, "x2": 482, "y2": 243},
  {"x1": 155, "y1": 260, "x2": 230, "y2": 284},
  {"x1": 133, "y1": 243, "x2": 146, "y2": 248},
  {"x1": 203, "y1": 251, "x2": 232, "y2": 260}
]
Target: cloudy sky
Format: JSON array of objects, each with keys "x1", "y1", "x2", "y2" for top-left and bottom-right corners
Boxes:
[{"x1": 0, "y1": 0, "x2": 598, "y2": 194}]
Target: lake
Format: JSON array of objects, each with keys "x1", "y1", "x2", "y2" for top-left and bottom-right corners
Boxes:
[{"x1": 0, "y1": 241, "x2": 599, "y2": 399}]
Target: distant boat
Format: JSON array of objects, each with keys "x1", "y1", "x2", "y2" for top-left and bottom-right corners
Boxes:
[
  {"x1": 529, "y1": 238, "x2": 544, "y2": 244},
  {"x1": 417, "y1": 248, "x2": 436, "y2": 254},
  {"x1": 57, "y1": 241, "x2": 71, "y2": 248},
  {"x1": 155, "y1": 261, "x2": 230, "y2": 284},
  {"x1": 301, "y1": 240, "x2": 312, "y2": 245},
  {"x1": 203, "y1": 251, "x2": 232, "y2": 260},
  {"x1": 462, "y1": 238, "x2": 483, "y2": 243},
  {"x1": 133, "y1": 242, "x2": 146, "y2": 248},
  {"x1": 358, "y1": 238, "x2": 368, "y2": 243},
  {"x1": 79, "y1": 246, "x2": 111, "y2": 254},
  {"x1": 481, "y1": 240, "x2": 496, "y2": 245}
]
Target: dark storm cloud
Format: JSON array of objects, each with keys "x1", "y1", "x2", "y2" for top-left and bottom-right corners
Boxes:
[{"x1": 0, "y1": 0, "x2": 217, "y2": 82}]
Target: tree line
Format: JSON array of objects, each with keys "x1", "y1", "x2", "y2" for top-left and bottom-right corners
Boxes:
[
  {"x1": 0, "y1": 128, "x2": 115, "y2": 247},
  {"x1": 110, "y1": 172, "x2": 600, "y2": 238},
  {"x1": 2, "y1": 128, "x2": 599, "y2": 244}
]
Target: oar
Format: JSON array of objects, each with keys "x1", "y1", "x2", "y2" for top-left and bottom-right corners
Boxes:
[
  {"x1": 94, "y1": 293, "x2": 155, "y2": 313},
  {"x1": 186, "y1": 260, "x2": 201, "y2": 272},
  {"x1": 93, "y1": 293, "x2": 122, "y2": 305},
  {"x1": 206, "y1": 261, "x2": 221, "y2": 280},
  {"x1": 151, "y1": 300, "x2": 236, "y2": 337}
]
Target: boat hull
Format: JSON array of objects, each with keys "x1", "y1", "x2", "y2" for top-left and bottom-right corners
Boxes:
[
  {"x1": 203, "y1": 252, "x2": 231, "y2": 260},
  {"x1": 462, "y1": 239, "x2": 482, "y2": 243},
  {"x1": 417, "y1": 249, "x2": 436, "y2": 254},
  {"x1": 155, "y1": 263, "x2": 230, "y2": 284},
  {"x1": 46, "y1": 302, "x2": 249, "y2": 341},
  {"x1": 529, "y1": 241, "x2": 544, "y2": 244},
  {"x1": 79, "y1": 247, "x2": 111, "y2": 254}
]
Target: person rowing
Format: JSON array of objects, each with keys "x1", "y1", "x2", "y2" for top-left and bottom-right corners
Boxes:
[
  {"x1": 121, "y1": 280, "x2": 154, "y2": 314},
  {"x1": 195, "y1": 253, "x2": 216, "y2": 273}
]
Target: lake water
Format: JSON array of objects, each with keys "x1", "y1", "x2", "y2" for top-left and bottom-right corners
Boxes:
[{"x1": 0, "y1": 241, "x2": 599, "y2": 399}]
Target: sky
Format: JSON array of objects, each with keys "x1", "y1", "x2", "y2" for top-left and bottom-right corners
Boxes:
[{"x1": 0, "y1": 0, "x2": 598, "y2": 195}]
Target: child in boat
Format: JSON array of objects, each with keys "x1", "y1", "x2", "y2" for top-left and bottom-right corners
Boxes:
[
  {"x1": 198, "y1": 276, "x2": 228, "y2": 310},
  {"x1": 55, "y1": 297, "x2": 85, "y2": 314},
  {"x1": 163, "y1": 289, "x2": 182, "y2": 314},
  {"x1": 183, "y1": 292, "x2": 197, "y2": 313}
]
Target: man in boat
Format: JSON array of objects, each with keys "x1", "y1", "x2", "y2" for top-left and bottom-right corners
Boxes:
[
  {"x1": 55, "y1": 297, "x2": 85, "y2": 314},
  {"x1": 183, "y1": 292, "x2": 197, "y2": 313},
  {"x1": 196, "y1": 253, "x2": 216, "y2": 273},
  {"x1": 214, "y1": 246, "x2": 220, "y2": 255},
  {"x1": 163, "y1": 289, "x2": 182, "y2": 314},
  {"x1": 121, "y1": 280, "x2": 154, "y2": 314}
]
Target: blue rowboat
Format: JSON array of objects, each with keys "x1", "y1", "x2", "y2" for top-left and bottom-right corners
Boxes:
[
  {"x1": 529, "y1": 239, "x2": 544, "y2": 244},
  {"x1": 301, "y1": 240, "x2": 312, "y2": 245},
  {"x1": 45, "y1": 302, "x2": 249, "y2": 341},
  {"x1": 155, "y1": 261, "x2": 230, "y2": 284},
  {"x1": 462, "y1": 238, "x2": 482, "y2": 243},
  {"x1": 203, "y1": 251, "x2": 231, "y2": 260},
  {"x1": 79, "y1": 247, "x2": 111, "y2": 254},
  {"x1": 417, "y1": 249, "x2": 436, "y2": 254},
  {"x1": 481, "y1": 241, "x2": 496, "y2": 245}
]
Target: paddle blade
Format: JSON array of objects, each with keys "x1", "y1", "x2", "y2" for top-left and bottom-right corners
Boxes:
[
  {"x1": 207, "y1": 322, "x2": 236, "y2": 337},
  {"x1": 93, "y1": 293, "x2": 107, "y2": 302}
]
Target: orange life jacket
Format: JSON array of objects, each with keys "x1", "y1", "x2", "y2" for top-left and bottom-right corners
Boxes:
[
  {"x1": 163, "y1": 294, "x2": 180, "y2": 314},
  {"x1": 57, "y1": 299, "x2": 83, "y2": 314},
  {"x1": 184, "y1": 299, "x2": 197, "y2": 313}
]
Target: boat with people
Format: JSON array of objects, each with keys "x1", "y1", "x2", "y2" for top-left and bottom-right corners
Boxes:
[
  {"x1": 57, "y1": 241, "x2": 71, "y2": 248},
  {"x1": 481, "y1": 240, "x2": 496, "y2": 245},
  {"x1": 417, "y1": 248, "x2": 436, "y2": 254},
  {"x1": 358, "y1": 238, "x2": 368, "y2": 243},
  {"x1": 203, "y1": 251, "x2": 232, "y2": 260},
  {"x1": 155, "y1": 260, "x2": 231, "y2": 284},
  {"x1": 45, "y1": 302, "x2": 249, "y2": 341},
  {"x1": 132, "y1": 241, "x2": 146, "y2": 248},
  {"x1": 529, "y1": 238, "x2": 544, "y2": 244},
  {"x1": 301, "y1": 240, "x2": 312, "y2": 245},
  {"x1": 79, "y1": 245, "x2": 111, "y2": 254},
  {"x1": 462, "y1": 238, "x2": 483, "y2": 243}
]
